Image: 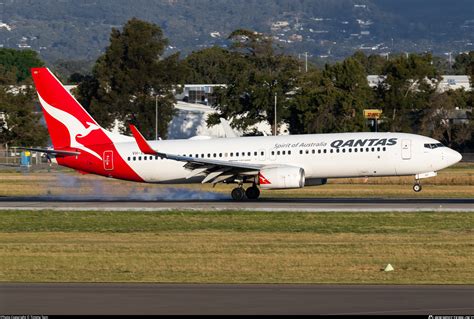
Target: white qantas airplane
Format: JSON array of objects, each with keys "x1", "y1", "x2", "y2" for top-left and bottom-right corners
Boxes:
[{"x1": 28, "y1": 67, "x2": 462, "y2": 200}]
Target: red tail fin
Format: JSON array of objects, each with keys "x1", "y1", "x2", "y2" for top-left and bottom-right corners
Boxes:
[
  {"x1": 31, "y1": 67, "x2": 143, "y2": 182},
  {"x1": 31, "y1": 67, "x2": 108, "y2": 159}
]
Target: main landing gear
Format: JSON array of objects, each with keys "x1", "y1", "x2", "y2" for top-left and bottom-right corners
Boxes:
[
  {"x1": 231, "y1": 184, "x2": 260, "y2": 201},
  {"x1": 413, "y1": 180, "x2": 422, "y2": 192}
]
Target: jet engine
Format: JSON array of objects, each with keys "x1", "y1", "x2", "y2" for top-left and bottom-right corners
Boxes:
[{"x1": 259, "y1": 166, "x2": 305, "y2": 189}]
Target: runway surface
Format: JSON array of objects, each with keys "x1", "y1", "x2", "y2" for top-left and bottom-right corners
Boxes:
[
  {"x1": 1, "y1": 283, "x2": 473, "y2": 315},
  {"x1": 0, "y1": 197, "x2": 473, "y2": 211}
]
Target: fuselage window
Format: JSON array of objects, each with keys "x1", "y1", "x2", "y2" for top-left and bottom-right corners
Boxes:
[
  {"x1": 195, "y1": 154, "x2": 199, "y2": 158},
  {"x1": 288, "y1": 150, "x2": 291, "y2": 155},
  {"x1": 354, "y1": 148, "x2": 357, "y2": 153},
  {"x1": 377, "y1": 147, "x2": 380, "y2": 152},
  {"x1": 342, "y1": 149, "x2": 346, "y2": 153},
  {"x1": 201, "y1": 154, "x2": 204, "y2": 158},
  {"x1": 230, "y1": 152, "x2": 233, "y2": 157},
  {"x1": 318, "y1": 149, "x2": 321, "y2": 154},
  {"x1": 260, "y1": 151, "x2": 264, "y2": 156},
  {"x1": 349, "y1": 149, "x2": 352, "y2": 153},
  {"x1": 277, "y1": 151, "x2": 280, "y2": 155},
  {"x1": 236, "y1": 152, "x2": 239, "y2": 157},
  {"x1": 282, "y1": 150, "x2": 286, "y2": 155},
  {"x1": 127, "y1": 157, "x2": 130, "y2": 161},
  {"x1": 189, "y1": 154, "x2": 192, "y2": 157},
  {"x1": 323, "y1": 149, "x2": 327, "y2": 154},
  {"x1": 254, "y1": 151, "x2": 257, "y2": 156},
  {"x1": 360, "y1": 148, "x2": 363, "y2": 152},
  {"x1": 383, "y1": 147, "x2": 386, "y2": 151},
  {"x1": 207, "y1": 154, "x2": 211, "y2": 158},
  {"x1": 371, "y1": 147, "x2": 375, "y2": 152},
  {"x1": 366, "y1": 148, "x2": 369, "y2": 152},
  {"x1": 271, "y1": 151, "x2": 275, "y2": 156},
  {"x1": 330, "y1": 149, "x2": 333, "y2": 153},
  {"x1": 336, "y1": 149, "x2": 340, "y2": 153},
  {"x1": 213, "y1": 153, "x2": 216, "y2": 158},
  {"x1": 219, "y1": 153, "x2": 222, "y2": 157},
  {"x1": 133, "y1": 156, "x2": 136, "y2": 161},
  {"x1": 246, "y1": 152, "x2": 250, "y2": 156},
  {"x1": 155, "y1": 156, "x2": 159, "y2": 160},
  {"x1": 312, "y1": 149, "x2": 315, "y2": 154},
  {"x1": 138, "y1": 156, "x2": 142, "y2": 161},
  {"x1": 305, "y1": 150, "x2": 309, "y2": 154}
]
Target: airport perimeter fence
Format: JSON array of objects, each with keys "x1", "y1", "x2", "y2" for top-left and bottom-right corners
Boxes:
[{"x1": 0, "y1": 147, "x2": 52, "y2": 171}]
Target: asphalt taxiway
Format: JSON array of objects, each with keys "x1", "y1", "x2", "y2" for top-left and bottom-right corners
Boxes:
[
  {"x1": 0, "y1": 197, "x2": 473, "y2": 211},
  {"x1": 1, "y1": 284, "x2": 473, "y2": 315}
]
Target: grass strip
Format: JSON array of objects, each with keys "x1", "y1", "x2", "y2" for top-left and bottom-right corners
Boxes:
[{"x1": 0, "y1": 210, "x2": 472, "y2": 284}]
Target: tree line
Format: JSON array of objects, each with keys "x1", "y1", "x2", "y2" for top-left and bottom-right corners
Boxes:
[{"x1": 1, "y1": 18, "x2": 473, "y2": 151}]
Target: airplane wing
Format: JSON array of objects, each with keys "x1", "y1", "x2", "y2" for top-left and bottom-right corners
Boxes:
[
  {"x1": 18, "y1": 147, "x2": 81, "y2": 157},
  {"x1": 129, "y1": 125, "x2": 263, "y2": 184}
]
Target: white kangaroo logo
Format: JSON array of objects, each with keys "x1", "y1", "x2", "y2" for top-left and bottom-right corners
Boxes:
[{"x1": 38, "y1": 94, "x2": 103, "y2": 160}]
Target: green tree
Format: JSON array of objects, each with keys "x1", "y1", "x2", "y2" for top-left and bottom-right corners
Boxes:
[
  {"x1": 351, "y1": 51, "x2": 387, "y2": 75},
  {"x1": 288, "y1": 57, "x2": 372, "y2": 134},
  {"x1": 0, "y1": 48, "x2": 44, "y2": 83},
  {"x1": 376, "y1": 53, "x2": 440, "y2": 133},
  {"x1": 452, "y1": 51, "x2": 474, "y2": 78},
  {"x1": 77, "y1": 18, "x2": 179, "y2": 139},
  {"x1": 182, "y1": 46, "x2": 243, "y2": 84},
  {"x1": 0, "y1": 51, "x2": 48, "y2": 147},
  {"x1": 208, "y1": 29, "x2": 300, "y2": 134},
  {"x1": 420, "y1": 89, "x2": 472, "y2": 150},
  {"x1": 0, "y1": 83, "x2": 48, "y2": 147}
]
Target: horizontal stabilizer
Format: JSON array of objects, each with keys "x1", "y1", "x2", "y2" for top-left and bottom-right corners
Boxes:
[{"x1": 19, "y1": 147, "x2": 80, "y2": 156}]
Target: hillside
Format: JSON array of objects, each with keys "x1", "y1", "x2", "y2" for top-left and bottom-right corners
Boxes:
[{"x1": 0, "y1": 0, "x2": 473, "y2": 64}]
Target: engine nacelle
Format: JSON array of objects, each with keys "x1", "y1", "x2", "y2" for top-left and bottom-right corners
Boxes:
[{"x1": 259, "y1": 166, "x2": 305, "y2": 189}]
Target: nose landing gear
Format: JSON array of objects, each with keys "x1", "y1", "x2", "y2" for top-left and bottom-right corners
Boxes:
[{"x1": 413, "y1": 181, "x2": 422, "y2": 192}]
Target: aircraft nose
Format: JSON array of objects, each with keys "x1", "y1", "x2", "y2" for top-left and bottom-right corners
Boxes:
[{"x1": 444, "y1": 148, "x2": 462, "y2": 166}]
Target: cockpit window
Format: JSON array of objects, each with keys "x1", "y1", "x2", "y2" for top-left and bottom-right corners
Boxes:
[{"x1": 424, "y1": 143, "x2": 445, "y2": 149}]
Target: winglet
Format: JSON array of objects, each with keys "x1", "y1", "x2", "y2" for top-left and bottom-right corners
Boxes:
[{"x1": 129, "y1": 124, "x2": 158, "y2": 155}]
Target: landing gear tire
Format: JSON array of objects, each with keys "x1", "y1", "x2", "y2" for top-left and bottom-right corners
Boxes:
[
  {"x1": 245, "y1": 186, "x2": 260, "y2": 200},
  {"x1": 413, "y1": 183, "x2": 422, "y2": 192},
  {"x1": 231, "y1": 187, "x2": 246, "y2": 201}
]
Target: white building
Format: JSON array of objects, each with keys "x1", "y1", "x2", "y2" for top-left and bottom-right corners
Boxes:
[
  {"x1": 367, "y1": 75, "x2": 472, "y2": 92},
  {"x1": 167, "y1": 101, "x2": 288, "y2": 139},
  {"x1": 437, "y1": 75, "x2": 471, "y2": 92}
]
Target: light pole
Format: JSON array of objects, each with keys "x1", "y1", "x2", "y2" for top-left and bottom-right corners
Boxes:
[
  {"x1": 155, "y1": 95, "x2": 158, "y2": 140},
  {"x1": 304, "y1": 51, "x2": 308, "y2": 72},
  {"x1": 274, "y1": 92, "x2": 277, "y2": 136}
]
